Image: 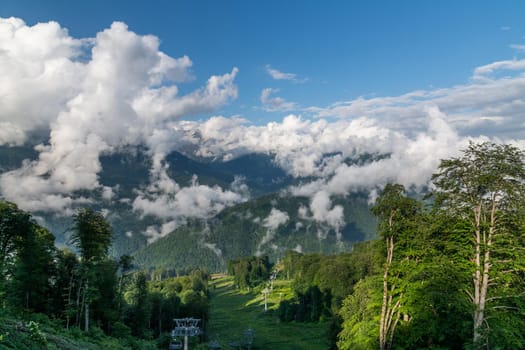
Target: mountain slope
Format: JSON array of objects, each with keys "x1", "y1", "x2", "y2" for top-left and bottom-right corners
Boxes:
[
  {"x1": 133, "y1": 192, "x2": 375, "y2": 272},
  {"x1": 0, "y1": 146, "x2": 376, "y2": 269}
]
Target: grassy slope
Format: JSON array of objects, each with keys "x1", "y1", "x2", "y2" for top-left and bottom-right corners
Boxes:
[{"x1": 205, "y1": 277, "x2": 329, "y2": 350}]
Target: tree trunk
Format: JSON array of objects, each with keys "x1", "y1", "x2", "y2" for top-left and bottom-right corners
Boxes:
[
  {"x1": 472, "y1": 197, "x2": 496, "y2": 346},
  {"x1": 76, "y1": 278, "x2": 83, "y2": 328},
  {"x1": 83, "y1": 279, "x2": 89, "y2": 332},
  {"x1": 472, "y1": 202, "x2": 483, "y2": 345},
  {"x1": 380, "y1": 211, "x2": 397, "y2": 350},
  {"x1": 65, "y1": 274, "x2": 74, "y2": 330}
]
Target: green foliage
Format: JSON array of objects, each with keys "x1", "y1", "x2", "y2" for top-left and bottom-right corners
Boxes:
[
  {"x1": 228, "y1": 255, "x2": 272, "y2": 289},
  {"x1": 127, "y1": 272, "x2": 150, "y2": 337},
  {"x1": 0, "y1": 312, "x2": 158, "y2": 350},
  {"x1": 70, "y1": 208, "x2": 113, "y2": 263},
  {"x1": 279, "y1": 241, "x2": 380, "y2": 315},
  {"x1": 0, "y1": 201, "x2": 61, "y2": 316},
  {"x1": 26, "y1": 321, "x2": 47, "y2": 346},
  {"x1": 338, "y1": 276, "x2": 381, "y2": 350},
  {"x1": 278, "y1": 285, "x2": 330, "y2": 322},
  {"x1": 431, "y1": 141, "x2": 525, "y2": 348},
  {"x1": 0, "y1": 201, "x2": 33, "y2": 289},
  {"x1": 395, "y1": 256, "x2": 471, "y2": 349}
]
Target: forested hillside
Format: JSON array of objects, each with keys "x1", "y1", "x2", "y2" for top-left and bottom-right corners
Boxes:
[
  {"x1": 0, "y1": 146, "x2": 375, "y2": 261},
  {"x1": 133, "y1": 192, "x2": 375, "y2": 272}
]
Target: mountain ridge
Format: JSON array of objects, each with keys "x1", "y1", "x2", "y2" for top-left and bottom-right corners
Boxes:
[{"x1": 0, "y1": 145, "x2": 376, "y2": 270}]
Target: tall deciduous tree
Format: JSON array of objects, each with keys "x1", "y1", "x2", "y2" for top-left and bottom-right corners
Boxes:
[
  {"x1": 431, "y1": 141, "x2": 525, "y2": 347},
  {"x1": 70, "y1": 208, "x2": 113, "y2": 331},
  {"x1": 129, "y1": 271, "x2": 150, "y2": 337},
  {"x1": 371, "y1": 183, "x2": 420, "y2": 350}
]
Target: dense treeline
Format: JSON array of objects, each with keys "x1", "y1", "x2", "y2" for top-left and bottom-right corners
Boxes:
[
  {"x1": 276, "y1": 242, "x2": 379, "y2": 325},
  {"x1": 227, "y1": 255, "x2": 272, "y2": 289},
  {"x1": 275, "y1": 142, "x2": 525, "y2": 350},
  {"x1": 0, "y1": 204, "x2": 209, "y2": 348}
]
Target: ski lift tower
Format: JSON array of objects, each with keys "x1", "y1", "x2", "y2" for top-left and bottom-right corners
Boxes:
[
  {"x1": 171, "y1": 317, "x2": 202, "y2": 350},
  {"x1": 261, "y1": 287, "x2": 270, "y2": 313}
]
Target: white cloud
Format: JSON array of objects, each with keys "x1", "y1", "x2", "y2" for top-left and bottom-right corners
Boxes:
[
  {"x1": 144, "y1": 220, "x2": 178, "y2": 244},
  {"x1": 132, "y1": 167, "x2": 248, "y2": 242},
  {"x1": 510, "y1": 44, "x2": 525, "y2": 51},
  {"x1": 260, "y1": 88, "x2": 298, "y2": 111},
  {"x1": 0, "y1": 18, "x2": 238, "y2": 213},
  {"x1": 165, "y1": 106, "x2": 470, "y2": 227},
  {"x1": 266, "y1": 64, "x2": 305, "y2": 82},
  {"x1": 0, "y1": 17, "x2": 85, "y2": 145},
  {"x1": 262, "y1": 208, "x2": 289, "y2": 230},
  {"x1": 133, "y1": 172, "x2": 247, "y2": 220},
  {"x1": 309, "y1": 191, "x2": 344, "y2": 229},
  {"x1": 473, "y1": 58, "x2": 525, "y2": 78},
  {"x1": 177, "y1": 114, "x2": 397, "y2": 178},
  {"x1": 256, "y1": 208, "x2": 289, "y2": 255},
  {"x1": 305, "y1": 60, "x2": 525, "y2": 141}
]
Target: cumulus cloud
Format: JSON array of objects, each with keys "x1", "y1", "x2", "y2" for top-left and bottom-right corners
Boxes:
[
  {"x1": 133, "y1": 174, "x2": 247, "y2": 220},
  {"x1": 0, "y1": 17, "x2": 85, "y2": 145},
  {"x1": 291, "y1": 106, "x2": 465, "y2": 195},
  {"x1": 0, "y1": 18, "x2": 239, "y2": 214},
  {"x1": 473, "y1": 58, "x2": 525, "y2": 78},
  {"x1": 176, "y1": 114, "x2": 398, "y2": 178}
]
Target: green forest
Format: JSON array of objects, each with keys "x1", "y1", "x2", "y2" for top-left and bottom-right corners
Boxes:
[{"x1": 1, "y1": 141, "x2": 525, "y2": 349}]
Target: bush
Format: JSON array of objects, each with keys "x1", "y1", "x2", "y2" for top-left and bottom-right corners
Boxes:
[
  {"x1": 111, "y1": 321, "x2": 132, "y2": 339},
  {"x1": 27, "y1": 321, "x2": 47, "y2": 346}
]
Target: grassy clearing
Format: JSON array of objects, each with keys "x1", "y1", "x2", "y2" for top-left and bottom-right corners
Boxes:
[{"x1": 205, "y1": 277, "x2": 329, "y2": 350}]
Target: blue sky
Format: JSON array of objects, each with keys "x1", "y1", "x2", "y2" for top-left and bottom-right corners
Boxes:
[{"x1": 2, "y1": 0, "x2": 525, "y2": 123}]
